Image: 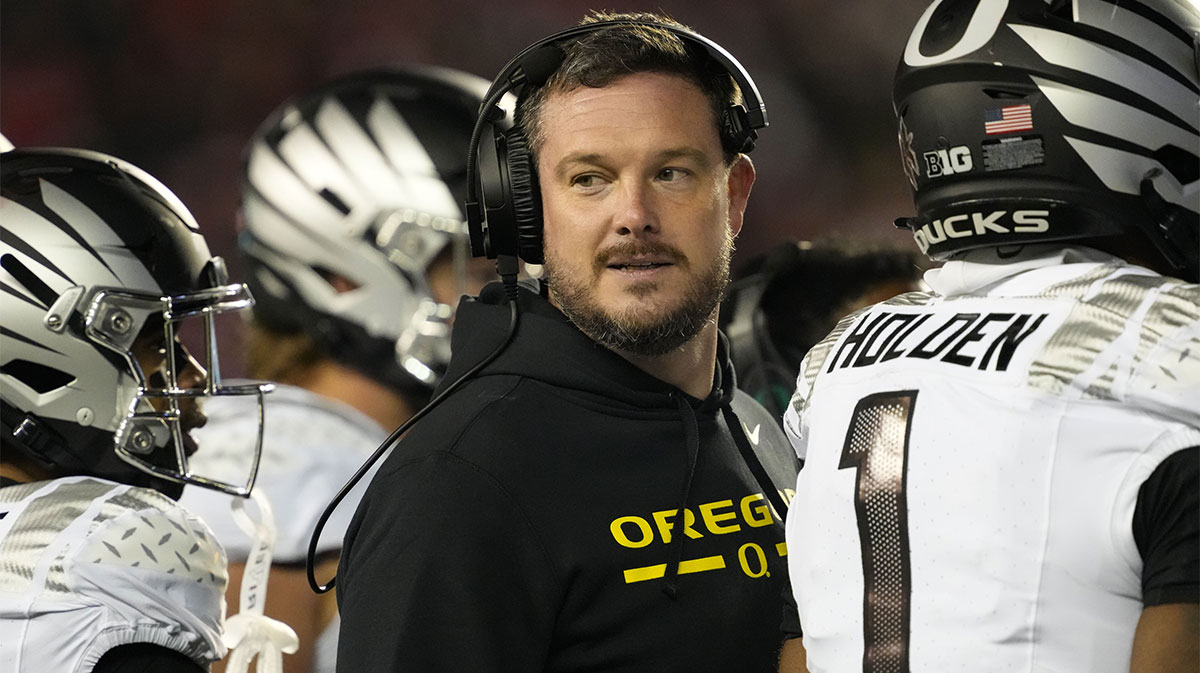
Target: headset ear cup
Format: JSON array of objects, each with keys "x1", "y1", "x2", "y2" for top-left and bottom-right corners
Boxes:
[
  {"x1": 722, "y1": 104, "x2": 755, "y2": 154},
  {"x1": 504, "y1": 129, "x2": 544, "y2": 264}
]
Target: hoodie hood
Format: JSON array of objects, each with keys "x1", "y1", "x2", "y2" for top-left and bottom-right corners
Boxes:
[{"x1": 442, "y1": 280, "x2": 736, "y2": 415}]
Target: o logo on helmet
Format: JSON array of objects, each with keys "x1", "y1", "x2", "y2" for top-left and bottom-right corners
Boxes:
[{"x1": 904, "y1": 0, "x2": 1009, "y2": 67}]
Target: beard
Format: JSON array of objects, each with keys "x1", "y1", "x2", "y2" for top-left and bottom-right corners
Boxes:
[{"x1": 545, "y1": 231, "x2": 733, "y2": 357}]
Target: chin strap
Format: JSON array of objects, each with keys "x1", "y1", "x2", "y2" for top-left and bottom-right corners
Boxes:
[
  {"x1": 1, "y1": 402, "x2": 81, "y2": 473},
  {"x1": 223, "y1": 489, "x2": 299, "y2": 673}
]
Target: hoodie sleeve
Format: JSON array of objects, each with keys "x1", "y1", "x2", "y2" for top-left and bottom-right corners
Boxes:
[{"x1": 337, "y1": 450, "x2": 559, "y2": 672}]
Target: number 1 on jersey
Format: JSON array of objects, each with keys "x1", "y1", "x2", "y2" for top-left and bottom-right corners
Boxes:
[{"x1": 839, "y1": 390, "x2": 917, "y2": 673}]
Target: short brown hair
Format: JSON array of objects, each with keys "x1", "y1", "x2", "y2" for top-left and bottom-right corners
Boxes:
[{"x1": 516, "y1": 11, "x2": 743, "y2": 165}]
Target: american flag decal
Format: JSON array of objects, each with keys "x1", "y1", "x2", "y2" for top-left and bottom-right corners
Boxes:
[{"x1": 984, "y1": 104, "x2": 1033, "y2": 135}]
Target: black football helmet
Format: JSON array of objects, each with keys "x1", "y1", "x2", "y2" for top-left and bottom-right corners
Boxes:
[{"x1": 893, "y1": 0, "x2": 1199, "y2": 280}]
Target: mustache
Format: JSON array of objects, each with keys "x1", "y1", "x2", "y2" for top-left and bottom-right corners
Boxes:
[{"x1": 594, "y1": 241, "x2": 689, "y2": 270}]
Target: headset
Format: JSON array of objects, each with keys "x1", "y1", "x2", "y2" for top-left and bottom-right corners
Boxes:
[{"x1": 464, "y1": 18, "x2": 770, "y2": 267}]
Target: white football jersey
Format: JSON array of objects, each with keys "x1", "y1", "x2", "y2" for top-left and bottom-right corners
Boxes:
[
  {"x1": 784, "y1": 247, "x2": 1200, "y2": 673},
  {"x1": 180, "y1": 383, "x2": 387, "y2": 673},
  {"x1": 0, "y1": 476, "x2": 227, "y2": 673}
]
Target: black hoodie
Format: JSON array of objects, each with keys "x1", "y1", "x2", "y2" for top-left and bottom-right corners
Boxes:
[{"x1": 337, "y1": 282, "x2": 799, "y2": 672}]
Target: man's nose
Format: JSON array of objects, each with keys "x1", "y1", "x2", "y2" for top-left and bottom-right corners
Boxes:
[
  {"x1": 175, "y1": 344, "x2": 208, "y2": 391},
  {"x1": 612, "y1": 181, "x2": 659, "y2": 236}
]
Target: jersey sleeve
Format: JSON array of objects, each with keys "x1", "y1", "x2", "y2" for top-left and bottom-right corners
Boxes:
[
  {"x1": 783, "y1": 353, "x2": 819, "y2": 464},
  {"x1": 92, "y1": 642, "x2": 207, "y2": 673},
  {"x1": 1133, "y1": 447, "x2": 1199, "y2": 606},
  {"x1": 69, "y1": 489, "x2": 228, "y2": 669},
  {"x1": 1125, "y1": 283, "x2": 1200, "y2": 426},
  {"x1": 784, "y1": 305, "x2": 878, "y2": 463},
  {"x1": 782, "y1": 378, "x2": 806, "y2": 463}
]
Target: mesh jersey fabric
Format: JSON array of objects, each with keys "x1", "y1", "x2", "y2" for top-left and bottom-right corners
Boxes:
[{"x1": 783, "y1": 245, "x2": 1199, "y2": 673}]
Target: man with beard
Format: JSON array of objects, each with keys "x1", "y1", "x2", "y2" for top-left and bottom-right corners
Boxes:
[{"x1": 335, "y1": 12, "x2": 799, "y2": 672}]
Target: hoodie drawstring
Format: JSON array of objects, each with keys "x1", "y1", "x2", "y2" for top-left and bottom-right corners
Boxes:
[
  {"x1": 660, "y1": 395, "x2": 790, "y2": 600},
  {"x1": 720, "y1": 405, "x2": 790, "y2": 528},
  {"x1": 662, "y1": 392, "x2": 701, "y2": 600}
]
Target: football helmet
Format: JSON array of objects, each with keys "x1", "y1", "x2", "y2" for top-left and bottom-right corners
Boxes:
[
  {"x1": 239, "y1": 64, "x2": 494, "y2": 391},
  {"x1": 893, "y1": 0, "x2": 1199, "y2": 280},
  {"x1": 1, "y1": 147, "x2": 272, "y2": 498},
  {"x1": 721, "y1": 241, "x2": 923, "y2": 420}
]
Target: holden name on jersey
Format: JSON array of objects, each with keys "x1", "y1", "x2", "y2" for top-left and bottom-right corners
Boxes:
[{"x1": 826, "y1": 300, "x2": 1067, "y2": 375}]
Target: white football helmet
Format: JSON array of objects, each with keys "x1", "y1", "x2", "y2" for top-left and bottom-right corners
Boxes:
[
  {"x1": 240, "y1": 64, "x2": 496, "y2": 392},
  {"x1": 1, "y1": 147, "x2": 272, "y2": 498}
]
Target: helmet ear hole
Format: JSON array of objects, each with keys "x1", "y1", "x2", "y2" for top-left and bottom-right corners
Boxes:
[
  {"x1": 1152, "y1": 146, "x2": 1200, "y2": 185},
  {"x1": 982, "y1": 88, "x2": 1028, "y2": 100},
  {"x1": 0, "y1": 359, "x2": 75, "y2": 394}
]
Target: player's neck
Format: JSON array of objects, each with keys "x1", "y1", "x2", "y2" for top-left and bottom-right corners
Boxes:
[
  {"x1": 299, "y1": 359, "x2": 422, "y2": 432},
  {"x1": 0, "y1": 454, "x2": 54, "y2": 484}
]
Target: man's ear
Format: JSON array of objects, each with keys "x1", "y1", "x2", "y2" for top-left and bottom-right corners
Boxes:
[{"x1": 727, "y1": 155, "x2": 756, "y2": 238}]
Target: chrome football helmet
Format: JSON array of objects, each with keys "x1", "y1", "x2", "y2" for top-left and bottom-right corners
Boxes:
[
  {"x1": 239, "y1": 64, "x2": 496, "y2": 391},
  {"x1": 1, "y1": 147, "x2": 272, "y2": 498},
  {"x1": 893, "y1": 0, "x2": 1199, "y2": 280}
]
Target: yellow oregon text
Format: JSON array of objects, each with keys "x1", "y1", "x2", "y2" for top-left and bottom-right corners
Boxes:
[{"x1": 609, "y1": 493, "x2": 778, "y2": 549}]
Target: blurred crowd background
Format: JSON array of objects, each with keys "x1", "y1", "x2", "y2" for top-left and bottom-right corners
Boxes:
[{"x1": 2, "y1": 0, "x2": 932, "y2": 371}]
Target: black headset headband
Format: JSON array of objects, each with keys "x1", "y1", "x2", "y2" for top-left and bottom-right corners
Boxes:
[{"x1": 480, "y1": 20, "x2": 768, "y2": 127}]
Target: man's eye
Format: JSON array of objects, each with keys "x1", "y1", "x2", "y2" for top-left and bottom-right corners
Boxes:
[
  {"x1": 573, "y1": 174, "x2": 598, "y2": 188},
  {"x1": 658, "y1": 168, "x2": 685, "y2": 181}
]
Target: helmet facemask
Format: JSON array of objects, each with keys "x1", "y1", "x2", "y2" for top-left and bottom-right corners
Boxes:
[
  {"x1": 75, "y1": 274, "x2": 273, "y2": 497},
  {"x1": 367, "y1": 207, "x2": 473, "y2": 385}
]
